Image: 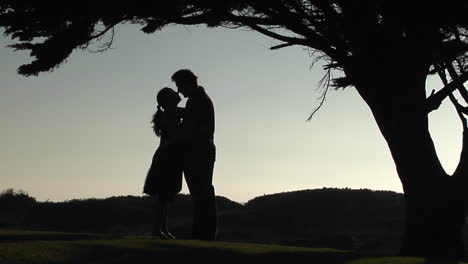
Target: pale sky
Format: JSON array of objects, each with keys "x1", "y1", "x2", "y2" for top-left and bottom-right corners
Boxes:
[{"x1": 0, "y1": 24, "x2": 463, "y2": 203}]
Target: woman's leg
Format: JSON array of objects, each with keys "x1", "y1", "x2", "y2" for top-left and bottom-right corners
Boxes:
[
  {"x1": 152, "y1": 195, "x2": 168, "y2": 238},
  {"x1": 161, "y1": 201, "x2": 176, "y2": 239}
]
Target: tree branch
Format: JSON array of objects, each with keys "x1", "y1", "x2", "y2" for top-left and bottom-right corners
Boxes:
[
  {"x1": 226, "y1": 13, "x2": 310, "y2": 47},
  {"x1": 84, "y1": 20, "x2": 122, "y2": 47},
  {"x1": 453, "y1": 130, "x2": 468, "y2": 184},
  {"x1": 254, "y1": 2, "x2": 336, "y2": 55},
  {"x1": 435, "y1": 66, "x2": 467, "y2": 128},
  {"x1": 447, "y1": 64, "x2": 468, "y2": 103},
  {"x1": 270, "y1": 42, "x2": 296, "y2": 50},
  {"x1": 426, "y1": 70, "x2": 468, "y2": 113},
  {"x1": 223, "y1": 12, "x2": 278, "y2": 26},
  {"x1": 307, "y1": 68, "x2": 332, "y2": 121},
  {"x1": 88, "y1": 27, "x2": 115, "y2": 53},
  {"x1": 172, "y1": 14, "x2": 211, "y2": 25},
  {"x1": 449, "y1": 93, "x2": 467, "y2": 129},
  {"x1": 226, "y1": 12, "x2": 335, "y2": 55}
]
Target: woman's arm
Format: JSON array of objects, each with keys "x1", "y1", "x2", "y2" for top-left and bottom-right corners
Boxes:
[{"x1": 176, "y1": 107, "x2": 185, "y2": 116}]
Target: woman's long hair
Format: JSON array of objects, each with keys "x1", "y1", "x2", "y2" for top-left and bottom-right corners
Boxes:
[
  {"x1": 151, "y1": 87, "x2": 175, "y2": 137},
  {"x1": 151, "y1": 105, "x2": 164, "y2": 137}
]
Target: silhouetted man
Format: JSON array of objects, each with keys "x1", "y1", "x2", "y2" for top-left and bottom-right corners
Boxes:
[{"x1": 172, "y1": 69, "x2": 217, "y2": 240}]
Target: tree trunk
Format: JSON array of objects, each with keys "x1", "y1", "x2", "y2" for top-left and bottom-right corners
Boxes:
[
  {"x1": 350, "y1": 64, "x2": 467, "y2": 258},
  {"x1": 400, "y1": 171, "x2": 466, "y2": 258},
  {"x1": 387, "y1": 122, "x2": 466, "y2": 258}
]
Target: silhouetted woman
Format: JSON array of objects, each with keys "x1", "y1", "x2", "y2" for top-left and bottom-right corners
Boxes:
[{"x1": 143, "y1": 87, "x2": 183, "y2": 239}]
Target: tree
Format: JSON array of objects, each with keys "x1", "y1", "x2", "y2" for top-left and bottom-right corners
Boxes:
[
  {"x1": 1, "y1": 0, "x2": 468, "y2": 258},
  {"x1": 0, "y1": 188, "x2": 36, "y2": 227}
]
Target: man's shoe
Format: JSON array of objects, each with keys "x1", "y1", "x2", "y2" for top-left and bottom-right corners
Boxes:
[
  {"x1": 151, "y1": 231, "x2": 169, "y2": 239},
  {"x1": 164, "y1": 231, "x2": 176, "y2": 239}
]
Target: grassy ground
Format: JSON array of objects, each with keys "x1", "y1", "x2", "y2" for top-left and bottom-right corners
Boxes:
[{"x1": 0, "y1": 229, "x2": 464, "y2": 264}]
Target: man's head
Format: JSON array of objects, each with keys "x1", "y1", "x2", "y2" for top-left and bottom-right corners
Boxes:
[{"x1": 171, "y1": 69, "x2": 198, "y2": 98}]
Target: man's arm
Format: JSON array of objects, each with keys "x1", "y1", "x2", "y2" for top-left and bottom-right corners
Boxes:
[
  {"x1": 177, "y1": 119, "x2": 211, "y2": 141},
  {"x1": 174, "y1": 95, "x2": 214, "y2": 142}
]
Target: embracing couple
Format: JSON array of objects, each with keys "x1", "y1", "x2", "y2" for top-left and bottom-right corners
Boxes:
[{"x1": 143, "y1": 69, "x2": 217, "y2": 241}]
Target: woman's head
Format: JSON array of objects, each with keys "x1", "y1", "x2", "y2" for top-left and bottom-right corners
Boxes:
[
  {"x1": 157, "y1": 87, "x2": 181, "y2": 110},
  {"x1": 152, "y1": 87, "x2": 180, "y2": 137}
]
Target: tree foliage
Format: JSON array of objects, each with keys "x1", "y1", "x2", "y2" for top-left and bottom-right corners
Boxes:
[
  {"x1": 1, "y1": 1, "x2": 468, "y2": 122},
  {"x1": 0, "y1": 1, "x2": 466, "y2": 80}
]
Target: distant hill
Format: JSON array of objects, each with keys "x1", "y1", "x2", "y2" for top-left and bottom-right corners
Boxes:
[
  {"x1": 214, "y1": 188, "x2": 405, "y2": 253},
  {"x1": 0, "y1": 187, "x2": 427, "y2": 254},
  {"x1": 11, "y1": 194, "x2": 242, "y2": 235},
  {"x1": 244, "y1": 188, "x2": 404, "y2": 236}
]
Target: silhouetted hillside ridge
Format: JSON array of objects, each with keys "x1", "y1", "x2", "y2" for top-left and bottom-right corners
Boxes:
[
  {"x1": 218, "y1": 188, "x2": 406, "y2": 251},
  {"x1": 0, "y1": 188, "x2": 418, "y2": 252},
  {"x1": 245, "y1": 188, "x2": 404, "y2": 232},
  {"x1": 22, "y1": 194, "x2": 242, "y2": 233}
]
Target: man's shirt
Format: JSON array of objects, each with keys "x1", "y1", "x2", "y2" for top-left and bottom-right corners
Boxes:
[{"x1": 182, "y1": 86, "x2": 215, "y2": 143}]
